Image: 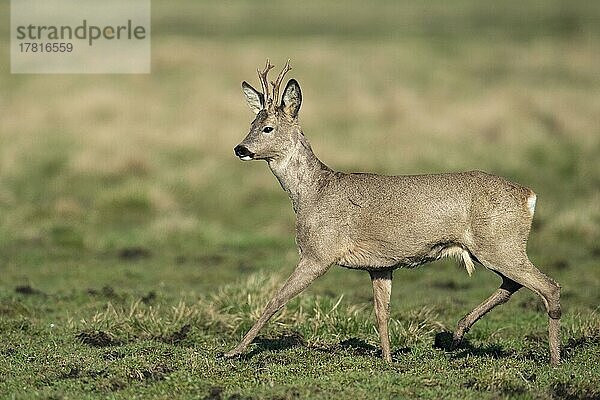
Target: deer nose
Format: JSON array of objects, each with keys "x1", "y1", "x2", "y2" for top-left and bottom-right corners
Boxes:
[{"x1": 234, "y1": 145, "x2": 255, "y2": 160}]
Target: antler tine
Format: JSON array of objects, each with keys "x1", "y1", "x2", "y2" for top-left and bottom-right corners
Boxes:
[
  {"x1": 271, "y1": 59, "x2": 292, "y2": 106},
  {"x1": 257, "y1": 59, "x2": 275, "y2": 105}
]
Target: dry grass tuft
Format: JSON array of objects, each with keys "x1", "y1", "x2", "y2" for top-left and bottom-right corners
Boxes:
[{"x1": 78, "y1": 272, "x2": 446, "y2": 348}]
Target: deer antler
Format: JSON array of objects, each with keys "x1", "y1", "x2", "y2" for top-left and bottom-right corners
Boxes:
[
  {"x1": 257, "y1": 59, "x2": 275, "y2": 107},
  {"x1": 271, "y1": 59, "x2": 292, "y2": 107},
  {"x1": 256, "y1": 59, "x2": 292, "y2": 109}
]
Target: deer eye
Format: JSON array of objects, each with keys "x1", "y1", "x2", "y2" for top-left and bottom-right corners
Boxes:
[{"x1": 262, "y1": 126, "x2": 274, "y2": 133}]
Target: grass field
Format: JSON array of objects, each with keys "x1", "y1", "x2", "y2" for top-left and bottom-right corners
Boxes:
[{"x1": 1, "y1": 1, "x2": 599, "y2": 398}]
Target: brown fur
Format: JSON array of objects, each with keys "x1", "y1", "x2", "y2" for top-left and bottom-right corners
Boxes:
[{"x1": 227, "y1": 61, "x2": 561, "y2": 365}]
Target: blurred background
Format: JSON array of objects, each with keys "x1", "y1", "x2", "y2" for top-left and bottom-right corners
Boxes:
[
  {"x1": 1, "y1": 1, "x2": 599, "y2": 397},
  {"x1": 0, "y1": 0, "x2": 598, "y2": 327}
]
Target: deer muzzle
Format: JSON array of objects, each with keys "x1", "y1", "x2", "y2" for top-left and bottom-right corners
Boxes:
[{"x1": 234, "y1": 144, "x2": 255, "y2": 161}]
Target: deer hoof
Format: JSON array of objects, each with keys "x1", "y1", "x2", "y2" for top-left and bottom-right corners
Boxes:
[
  {"x1": 219, "y1": 350, "x2": 243, "y2": 360},
  {"x1": 450, "y1": 335, "x2": 463, "y2": 350}
]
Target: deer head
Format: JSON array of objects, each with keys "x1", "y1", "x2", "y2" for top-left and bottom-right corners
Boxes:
[{"x1": 234, "y1": 59, "x2": 303, "y2": 161}]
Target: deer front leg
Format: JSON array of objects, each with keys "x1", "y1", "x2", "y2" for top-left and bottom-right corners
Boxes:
[
  {"x1": 370, "y1": 270, "x2": 393, "y2": 363},
  {"x1": 223, "y1": 257, "x2": 330, "y2": 358}
]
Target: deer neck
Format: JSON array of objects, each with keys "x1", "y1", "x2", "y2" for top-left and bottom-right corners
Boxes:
[{"x1": 268, "y1": 131, "x2": 331, "y2": 213}]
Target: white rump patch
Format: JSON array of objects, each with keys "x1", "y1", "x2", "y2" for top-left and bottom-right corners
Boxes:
[
  {"x1": 440, "y1": 246, "x2": 475, "y2": 276},
  {"x1": 527, "y1": 194, "x2": 537, "y2": 215},
  {"x1": 240, "y1": 156, "x2": 253, "y2": 161}
]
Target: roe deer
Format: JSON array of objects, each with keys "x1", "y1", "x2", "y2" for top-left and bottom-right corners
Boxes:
[{"x1": 227, "y1": 59, "x2": 561, "y2": 364}]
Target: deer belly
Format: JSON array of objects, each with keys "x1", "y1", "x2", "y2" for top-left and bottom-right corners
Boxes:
[{"x1": 337, "y1": 239, "x2": 431, "y2": 270}]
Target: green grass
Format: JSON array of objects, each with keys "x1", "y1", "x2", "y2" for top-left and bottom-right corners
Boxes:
[{"x1": 1, "y1": 0, "x2": 600, "y2": 398}]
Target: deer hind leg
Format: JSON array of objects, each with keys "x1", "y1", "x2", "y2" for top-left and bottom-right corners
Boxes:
[
  {"x1": 453, "y1": 275, "x2": 522, "y2": 348},
  {"x1": 473, "y1": 252, "x2": 561, "y2": 365},
  {"x1": 509, "y1": 259, "x2": 561, "y2": 365},
  {"x1": 370, "y1": 270, "x2": 393, "y2": 363}
]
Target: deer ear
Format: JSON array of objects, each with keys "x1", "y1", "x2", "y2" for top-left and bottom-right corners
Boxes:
[
  {"x1": 281, "y1": 79, "x2": 302, "y2": 118},
  {"x1": 242, "y1": 81, "x2": 264, "y2": 114}
]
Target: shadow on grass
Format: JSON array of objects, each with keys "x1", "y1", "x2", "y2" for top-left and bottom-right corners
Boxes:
[
  {"x1": 243, "y1": 331, "x2": 306, "y2": 359},
  {"x1": 333, "y1": 338, "x2": 378, "y2": 356},
  {"x1": 314, "y1": 337, "x2": 410, "y2": 359},
  {"x1": 563, "y1": 334, "x2": 600, "y2": 357},
  {"x1": 243, "y1": 333, "x2": 411, "y2": 360},
  {"x1": 243, "y1": 330, "x2": 512, "y2": 361},
  {"x1": 433, "y1": 331, "x2": 512, "y2": 359}
]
